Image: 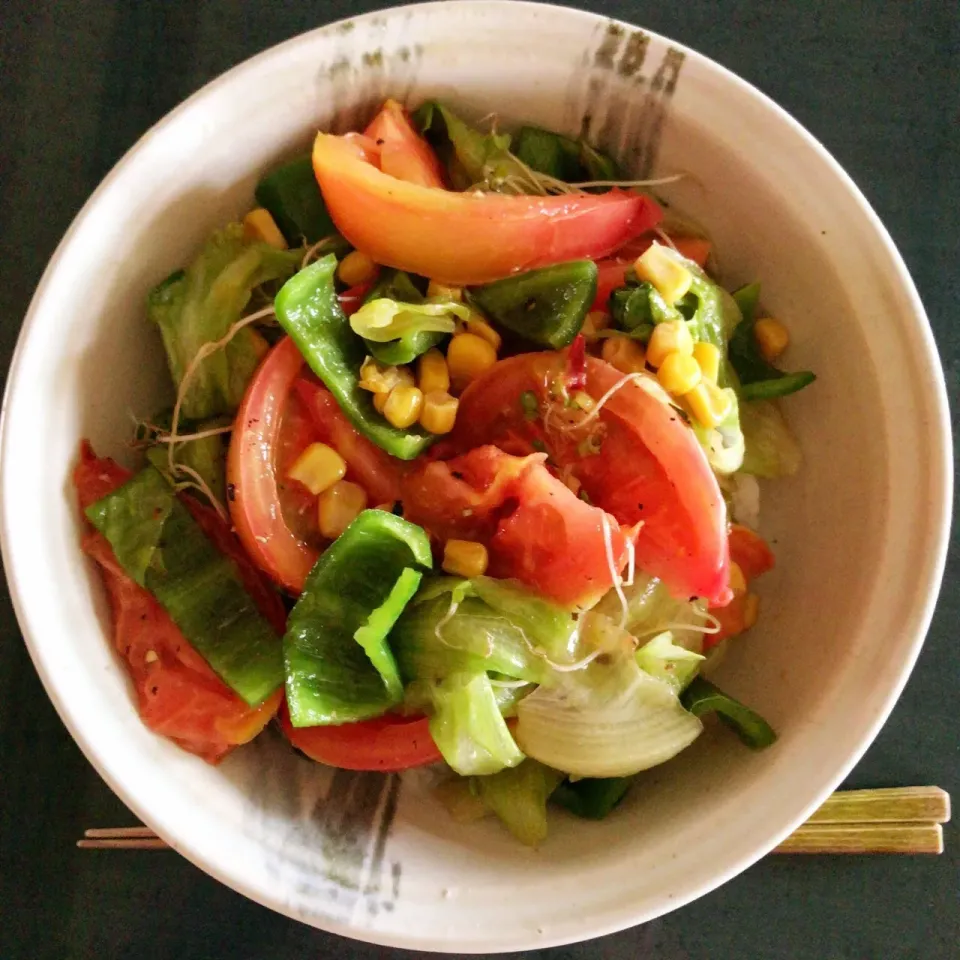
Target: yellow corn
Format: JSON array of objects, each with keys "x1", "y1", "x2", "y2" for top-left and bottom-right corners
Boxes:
[
  {"x1": 417, "y1": 348, "x2": 450, "y2": 395},
  {"x1": 646, "y1": 320, "x2": 694, "y2": 367},
  {"x1": 317, "y1": 481, "x2": 368, "y2": 539},
  {"x1": 242, "y1": 208, "x2": 287, "y2": 249},
  {"x1": 383, "y1": 385, "x2": 424, "y2": 429},
  {"x1": 729, "y1": 561, "x2": 747, "y2": 594},
  {"x1": 287, "y1": 442, "x2": 347, "y2": 495},
  {"x1": 442, "y1": 539, "x2": 489, "y2": 578},
  {"x1": 420, "y1": 390, "x2": 459, "y2": 435},
  {"x1": 693, "y1": 341, "x2": 721, "y2": 384},
  {"x1": 447, "y1": 333, "x2": 498, "y2": 389},
  {"x1": 427, "y1": 280, "x2": 463, "y2": 302},
  {"x1": 359, "y1": 357, "x2": 413, "y2": 395},
  {"x1": 634, "y1": 242, "x2": 693, "y2": 305},
  {"x1": 465, "y1": 314, "x2": 502, "y2": 351},
  {"x1": 601, "y1": 335, "x2": 647, "y2": 374},
  {"x1": 582, "y1": 310, "x2": 611, "y2": 340},
  {"x1": 338, "y1": 250, "x2": 379, "y2": 287},
  {"x1": 657, "y1": 350, "x2": 702, "y2": 396},
  {"x1": 685, "y1": 380, "x2": 732, "y2": 429},
  {"x1": 754, "y1": 317, "x2": 790, "y2": 361},
  {"x1": 743, "y1": 593, "x2": 760, "y2": 629},
  {"x1": 373, "y1": 391, "x2": 389, "y2": 413}
]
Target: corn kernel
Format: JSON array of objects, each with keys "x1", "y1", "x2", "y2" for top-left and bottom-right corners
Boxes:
[
  {"x1": 743, "y1": 593, "x2": 760, "y2": 629},
  {"x1": 383, "y1": 385, "x2": 424, "y2": 429},
  {"x1": 417, "y1": 348, "x2": 450, "y2": 395},
  {"x1": 647, "y1": 321, "x2": 693, "y2": 367},
  {"x1": 601, "y1": 335, "x2": 647, "y2": 374},
  {"x1": 465, "y1": 314, "x2": 502, "y2": 351},
  {"x1": 359, "y1": 357, "x2": 413, "y2": 395},
  {"x1": 338, "y1": 250, "x2": 379, "y2": 287},
  {"x1": 693, "y1": 341, "x2": 721, "y2": 383},
  {"x1": 373, "y1": 391, "x2": 389, "y2": 413},
  {"x1": 420, "y1": 390, "x2": 459, "y2": 434},
  {"x1": 426, "y1": 280, "x2": 463, "y2": 302},
  {"x1": 287, "y1": 442, "x2": 347, "y2": 495},
  {"x1": 657, "y1": 351, "x2": 701, "y2": 396},
  {"x1": 582, "y1": 310, "x2": 611, "y2": 340},
  {"x1": 447, "y1": 333, "x2": 497, "y2": 389},
  {"x1": 242, "y1": 208, "x2": 287, "y2": 249},
  {"x1": 685, "y1": 380, "x2": 732, "y2": 429},
  {"x1": 729, "y1": 561, "x2": 747, "y2": 594},
  {"x1": 318, "y1": 481, "x2": 368, "y2": 539},
  {"x1": 442, "y1": 539, "x2": 489, "y2": 578},
  {"x1": 754, "y1": 317, "x2": 790, "y2": 361},
  {"x1": 634, "y1": 242, "x2": 693, "y2": 305}
]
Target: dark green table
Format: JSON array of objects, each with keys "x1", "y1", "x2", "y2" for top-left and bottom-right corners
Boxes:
[{"x1": 1, "y1": 2, "x2": 956, "y2": 958}]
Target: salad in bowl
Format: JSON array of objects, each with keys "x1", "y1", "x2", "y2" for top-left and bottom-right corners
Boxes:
[{"x1": 74, "y1": 97, "x2": 814, "y2": 845}]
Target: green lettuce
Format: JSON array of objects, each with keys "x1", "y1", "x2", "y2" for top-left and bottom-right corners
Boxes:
[
  {"x1": 149, "y1": 224, "x2": 301, "y2": 420},
  {"x1": 472, "y1": 760, "x2": 564, "y2": 846},
  {"x1": 740, "y1": 398, "x2": 803, "y2": 478}
]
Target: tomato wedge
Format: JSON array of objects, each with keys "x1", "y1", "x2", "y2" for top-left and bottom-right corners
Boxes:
[
  {"x1": 74, "y1": 443, "x2": 284, "y2": 764},
  {"x1": 707, "y1": 526, "x2": 775, "y2": 647},
  {"x1": 403, "y1": 445, "x2": 633, "y2": 609},
  {"x1": 228, "y1": 336, "x2": 320, "y2": 593},
  {"x1": 311, "y1": 132, "x2": 662, "y2": 285},
  {"x1": 363, "y1": 99, "x2": 446, "y2": 188},
  {"x1": 449, "y1": 354, "x2": 730, "y2": 604},
  {"x1": 278, "y1": 703, "x2": 441, "y2": 771}
]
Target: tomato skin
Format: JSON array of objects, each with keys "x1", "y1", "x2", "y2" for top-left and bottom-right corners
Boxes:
[
  {"x1": 294, "y1": 378, "x2": 405, "y2": 505},
  {"x1": 74, "y1": 443, "x2": 284, "y2": 764},
  {"x1": 450, "y1": 353, "x2": 730, "y2": 604},
  {"x1": 228, "y1": 337, "x2": 320, "y2": 593},
  {"x1": 279, "y1": 703, "x2": 441, "y2": 771},
  {"x1": 311, "y1": 132, "x2": 662, "y2": 285},
  {"x1": 403, "y1": 446, "x2": 632, "y2": 609},
  {"x1": 363, "y1": 99, "x2": 446, "y2": 188},
  {"x1": 729, "y1": 524, "x2": 775, "y2": 581}
]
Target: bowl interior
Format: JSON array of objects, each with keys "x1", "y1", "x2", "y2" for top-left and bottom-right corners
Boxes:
[{"x1": 0, "y1": 1, "x2": 949, "y2": 952}]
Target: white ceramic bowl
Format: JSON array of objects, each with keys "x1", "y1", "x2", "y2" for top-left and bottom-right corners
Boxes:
[{"x1": 0, "y1": 1, "x2": 951, "y2": 951}]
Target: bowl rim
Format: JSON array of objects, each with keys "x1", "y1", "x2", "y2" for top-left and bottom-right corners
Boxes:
[{"x1": 0, "y1": 0, "x2": 953, "y2": 951}]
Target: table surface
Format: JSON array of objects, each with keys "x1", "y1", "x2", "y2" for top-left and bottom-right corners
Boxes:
[{"x1": 1, "y1": 2, "x2": 957, "y2": 958}]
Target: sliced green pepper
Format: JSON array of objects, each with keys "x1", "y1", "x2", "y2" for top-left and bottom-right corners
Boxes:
[
  {"x1": 681, "y1": 677, "x2": 777, "y2": 749},
  {"x1": 551, "y1": 775, "x2": 634, "y2": 820},
  {"x1": 274, "y1": 255, "x2": 435, "y2": 460},
  {"x1": 361, "y1": 269, "x2": 448, "y2": 365},
  {"x1": 609, "y1": 281, "x2": 656, "y2": 334},
  {"x1": 284, "y1": 510, "x2": 433, "y2": 726},
  {"x1": 254, "y1": 154, "x2": 338, "y2": 245},
  {"x1": 728, "y1": 282, "x2": 816, "y2": 400},
  {"x1": 86, "y1": 467, "x2": 283, "y2": 705},
  {"x1": 468, "y1": 261, "x2": 598, "y2": 349}
]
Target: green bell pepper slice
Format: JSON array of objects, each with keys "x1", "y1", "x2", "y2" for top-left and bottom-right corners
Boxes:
[
  {"x1": 681, "y1": 677, "x2": 777, "y2": 749},
  {"x1": 85, "y1": 466, "x2": 283, "y2": 706},
  {"x1": 284, "y1": 510, "x2": 433, "y2": 726},
  {"x1": 728, "y1": 282, "x2": 816, "y2": 400},
  {"x1": 551, "y1": 775, "x2": 634, "y2": 820},
  {"x1": 274, "y1": 255, "x2": 436, "y2": 460},
  {"x1": 468, "y1": 261, "x2": 598, "y2": 349}
]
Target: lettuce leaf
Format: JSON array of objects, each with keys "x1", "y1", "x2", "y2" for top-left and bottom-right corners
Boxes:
[
  {"x1": 472, "y1": 760, "x2": 564, "y2": 846},
  {"x1": 740, "y1": 398, "x2": 803, "y2": 478},
  {"x1": 149, "y1": 224, "x2": 301, "y2": 419}
]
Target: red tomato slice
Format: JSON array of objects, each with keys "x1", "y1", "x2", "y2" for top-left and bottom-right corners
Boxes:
[
  {"x1": 403, "y1": 446, "x2": 632, "y2": 609},
  {"x1": 228, "y1": 336, "x2": 320, "y2": 593},
  {"x1": 311, "y1": 132, "x2": 662, "y2": 285},
  {"x1": 339, "y1": 281, "x2": 374, "y2": 316},
  {"x1": 363, "y1": 99, "x2": 446, "y2": 188},
  {"x1": 278, "y1": 702, "x2": 441, "y2": 771},
  {"x1": 293, "y1": 379, "x2": 405, "y2": 505},
  {"x1": 74, "y1": 442, "x2": 284, "y2": 764},
  {"x1": 449, "y1": 354, "x2": 730, "y2": 604},
  {"x1": 729, "y1": 524, "x2": 776, "y2": 581}
]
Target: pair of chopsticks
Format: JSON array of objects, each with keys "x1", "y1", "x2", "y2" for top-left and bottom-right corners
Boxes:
[{"x1": 78, "y1": 786, "x2": 950, "y2": 854}]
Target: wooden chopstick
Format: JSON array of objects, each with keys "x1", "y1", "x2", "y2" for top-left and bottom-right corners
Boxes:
[{"x1": 78, "y1": 786, "x2": 950, "y2": 854}]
